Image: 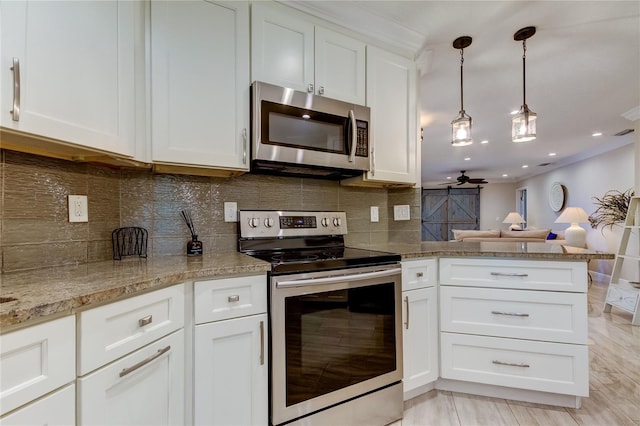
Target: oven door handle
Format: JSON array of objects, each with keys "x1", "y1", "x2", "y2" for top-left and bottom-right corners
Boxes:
[{"x1": 276, "y1": 267, "x2": 401, "y2": 288}]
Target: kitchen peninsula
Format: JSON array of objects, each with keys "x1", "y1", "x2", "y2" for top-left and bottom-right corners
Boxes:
[{"x1": 0, "y1": 242, "x2": 613, "y2": 425}]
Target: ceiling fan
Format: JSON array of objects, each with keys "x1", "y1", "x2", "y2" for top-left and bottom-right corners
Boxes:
[{"x1": 441, "y1": 170, "x2": 488, "y2": 185}]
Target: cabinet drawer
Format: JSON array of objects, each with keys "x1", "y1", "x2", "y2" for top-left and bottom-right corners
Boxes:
[
  {"x1": 0, "y1": 316, "x2": 75, "y2": 416},
  {"x1": 440, "y1": 286, "x2": 587, "y2": 344},
  {"x1": 77, "y1": 330, "x2": 184, "y2": 426},
  {"x1": 0, "y1": 383, "x2": 75, "y2": 425},
  {"x1": 78, "y1": 284, "x2": 184, "y2": 375},
  {"x1": 402, "y1": 258, "x2": 437, "y2": 291},
  {"x1": 195, "y1": 275, "x2": 267, "y2": 324},
  {"x1": 439, "y1": 258, "x2": 587, "y2": 292},
  {"x1": 440, "y1": 333, "x2": 588, "y2": 396},
  {"x1": 606, "y1": 284, "x2": 640, "y2": 313}
]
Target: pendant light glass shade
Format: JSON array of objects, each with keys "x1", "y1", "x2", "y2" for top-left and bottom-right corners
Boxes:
[
  {"x1": 451, "y1": 36, "x2": 473, "y2": 147},
  {"x1": 452, "y1": 113, "x2": 472, "y2": 146},
  {"x1": 512, "y1": 26, "x2": 537, "y2": 143}
]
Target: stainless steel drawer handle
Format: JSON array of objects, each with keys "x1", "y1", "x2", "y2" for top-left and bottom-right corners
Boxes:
[
  {"x1": 259, "y1": 320, "x2": 265, "y2": 366},
  {"x1": 119, "y1": 346, "x2": 171, "y2": 377},
  {"x1": 490, "y1": 272, "x2": 529, "y2": 277},
  {"x1": 492, "y1": 360, "x2": 530, "y2": 368},
  {"x1": 228, "y1": 295, "x2": 240, "y2": 303},
  {"x1": 138, "y1": 315, "x2": 153, "y2": 327},
  {"x1": 404, "y1": 296, "x2": 410, "y2": 330},
  {"x1": 10, "y1": 57, "x2": 20, "y2": 121},
  {"x1": 416, "y1": 272, "x2": 424, "y2": 278},
  {"x1": 491, "y1": 310, "x2": 530, "y2": 317}
]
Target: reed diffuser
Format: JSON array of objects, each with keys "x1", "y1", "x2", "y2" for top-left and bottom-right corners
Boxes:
[{"x1": 181, "y1": 210, "x2": 203, "y2": 256}]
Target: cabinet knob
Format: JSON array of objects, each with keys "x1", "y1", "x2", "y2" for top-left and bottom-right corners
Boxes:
[
  {"x1": 416, "y1": 272, "x2": 424, "y2": 278},
  {"x1": 318, "y1": 86, "x2": 325, "y2": 95},
  {"x1": 307, "y1": 83, "x2": 314, "y2": 93},
  {"x1": 228, "y1": 295, "x2": 240, "y2": 303}
]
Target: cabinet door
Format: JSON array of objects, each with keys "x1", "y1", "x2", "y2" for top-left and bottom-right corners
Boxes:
[
  {"x1": 365, "y1": 46, "x2": 417, "y2": 185},
  {"x1": 151, "y1": 0, "x2": 250, "y2": 171},
  {"x1": 314, "y1": 27, "x2": 365, "y2": 104},
  {"x1": 251, "y1": 3, "x2": 314, "y2": 93},
  {"x1": 0, "y1": 384, "x2": 75, "y2": 426},
  {"x1": 194, "y1": 314, "x2": 268, "y2": 426},
  {"x1": 402, "y1": 287, "x2": 438, "y2": 396},
  {"x1": 78, "y1": 330, "x2": 185, "y2": 425},
  {"x1": 0, "y1": 0, "x2": 137, "y2": 157}
]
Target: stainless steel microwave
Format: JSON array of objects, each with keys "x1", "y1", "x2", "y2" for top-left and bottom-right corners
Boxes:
[{"x1": 251, "y1": 81, "x2": 370, "y2": 179}]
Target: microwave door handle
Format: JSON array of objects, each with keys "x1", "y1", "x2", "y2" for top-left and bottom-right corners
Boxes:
[{"x1": 348, "y1": 109, "x2": 357, "y2": 162}]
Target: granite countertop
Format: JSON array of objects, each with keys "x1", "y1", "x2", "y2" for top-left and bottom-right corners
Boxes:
[
  {"x1": 0, "y1": 252, "x2": 270, "y2": 330},
  {"x1": 0, "y1": 242, "x2": 614, "y2": 331},
  {"x1": 353, "y1": 241, "x2": 615, "y2": 261}
]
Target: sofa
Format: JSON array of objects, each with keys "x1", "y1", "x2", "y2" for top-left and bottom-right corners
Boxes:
[{"x1": 451, "y1": 228, "x2": 567, "y2": 244}]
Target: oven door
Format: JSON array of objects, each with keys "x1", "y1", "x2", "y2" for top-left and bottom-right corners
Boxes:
[{"x1": 270, "y1": 264, "x2": 403, "y2": 425}]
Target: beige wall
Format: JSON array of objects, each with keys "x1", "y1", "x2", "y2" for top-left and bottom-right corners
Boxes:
[{"x1": 0, "y1": 150, "x2": 420, "y2": 273}]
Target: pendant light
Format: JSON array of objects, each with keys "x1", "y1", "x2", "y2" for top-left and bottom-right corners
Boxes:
[
  {"x1": 451, "y1": 36, "x2": 473, "y2": 147},
  {"x1": 512, "y1": 26, "x2": 537, "y2": 142}
]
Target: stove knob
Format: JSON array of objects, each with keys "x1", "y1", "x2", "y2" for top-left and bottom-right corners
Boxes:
[
  {"x1": 248, "y1": 217, "x2": 260, "y2": 228},
  {"x1": 333, "y1": 217, "x2": 342, "y2": 227},
  {"x1": 321, "y1": 217, "x2": 329, "y2": 227},
  {"x1": 264, "y1": 217, "x2": 275, "y2": 228}
]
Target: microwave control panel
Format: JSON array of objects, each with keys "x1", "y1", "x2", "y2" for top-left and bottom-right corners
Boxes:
[{"x1": 356, "y1": 120, "x2": 368, "y2": 157}]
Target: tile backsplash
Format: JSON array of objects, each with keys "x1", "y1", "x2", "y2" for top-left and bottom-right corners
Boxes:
[{"x1": 1, "y1": 150, "x2": 421, "y2": 273}]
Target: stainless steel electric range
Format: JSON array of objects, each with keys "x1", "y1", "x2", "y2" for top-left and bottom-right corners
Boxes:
[{"x1": 238, "y1": 210, "x2": 403, "y2": 426}]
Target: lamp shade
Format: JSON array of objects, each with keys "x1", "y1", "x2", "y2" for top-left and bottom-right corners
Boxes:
[
  {"x1": 554, "y1": 207, "x2": 590, "y2": 224},
  {"x1": 503, "y1": 212, "x2": 525, "y2": 230},
  {"x1": 555, "y1": 207, "x2": 590, "y2": 247},
  {"x1": 503, "y1": 212, "x2": 526, "y2": 224}
]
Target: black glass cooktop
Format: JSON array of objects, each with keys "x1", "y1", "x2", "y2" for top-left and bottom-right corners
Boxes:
[{"x1": 247, "y1": 247, "x2": 401, "y2": 274}]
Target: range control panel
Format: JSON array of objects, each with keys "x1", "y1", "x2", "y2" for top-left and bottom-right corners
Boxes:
[{"x1": 239, "y1": 210, "x2": 347, "y2": 238}]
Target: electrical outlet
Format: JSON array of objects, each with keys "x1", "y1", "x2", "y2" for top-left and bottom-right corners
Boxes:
[
  {"x1": 370, "y1": 206, "x2": 379, "y2": 222},
  {"x1": 393, "y1": 205, "x2": 410, "y2": 221},
  {"x1": 68, "y1": 195, "x2": 88, "y2": 222},
  {"x1": 224, "y1": 202, "x2": 238, "y2": 222}
]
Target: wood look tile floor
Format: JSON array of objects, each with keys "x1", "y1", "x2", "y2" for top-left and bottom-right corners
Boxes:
[{"x1": 395, "y1": 279, "x2": 640, "y2": 426}]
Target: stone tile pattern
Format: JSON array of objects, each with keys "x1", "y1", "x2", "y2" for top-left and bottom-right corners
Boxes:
[{"x1": 1, "y1": 150, "x2": 421, "y2": 272}]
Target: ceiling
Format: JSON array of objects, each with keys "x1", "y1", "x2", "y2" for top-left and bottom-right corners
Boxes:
[{"x1": 283, "y1": 1, "x2": 640, "y2": 187}]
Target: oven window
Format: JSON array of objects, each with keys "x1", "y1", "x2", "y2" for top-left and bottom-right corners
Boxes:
[
  {"x1": 284, "y1": 283, "x2": 396, "y2": 406},
  {"x1": 262, "y1": 101, "x2": 348, "y2": 153}
]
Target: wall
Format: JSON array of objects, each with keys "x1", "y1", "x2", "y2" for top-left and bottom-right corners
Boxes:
[
  {"x1": 0, "y1": 150, "x2": 421, "y2": 273},
  {"x1": 478, "y1": 183, "x2": 519, "y2": 230},
  {"x1": 517, "y1": 143, "x2": 634, "y2": 276}
]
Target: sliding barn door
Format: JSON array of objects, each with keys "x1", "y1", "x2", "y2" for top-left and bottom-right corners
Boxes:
[{"x1": 421, "y1": 187, "x2": 480, "y2": 241}]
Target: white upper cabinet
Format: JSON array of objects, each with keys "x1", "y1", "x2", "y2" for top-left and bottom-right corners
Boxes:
[
  {"x1": 251, "y1": 3, "x2": 366, "y2": 105},
  {"x1": 361, "y1": 46, "x2": 417, "y2": 186},
  {"x1": 150, "y1": 0, "x2": 250, "y2": 174},
  {"x1": 0, "y1": 0, "x2": 139, "y2": 158}
]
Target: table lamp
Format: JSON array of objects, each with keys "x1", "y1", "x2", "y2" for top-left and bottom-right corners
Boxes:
[
  {"x1": 502, "y1": 212, "x2": 526, "y2": 230},
  {"x1": 554, "y1": 207, "x2": 590, "y2": 247}
]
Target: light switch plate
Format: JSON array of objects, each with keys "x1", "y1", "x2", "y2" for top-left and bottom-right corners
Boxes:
[
  {"x1": 370, "y1": 206, "x2": 379, "y2": 222},
  {"x1": 393, "y1": 205, "x2": 410, "y2": 221},
  {"x1": 224, "y1": 202, "x2": 238, "y2": 222},
  {"x1": 68, "y1": 195, "x2": 88, "y2": 222}
]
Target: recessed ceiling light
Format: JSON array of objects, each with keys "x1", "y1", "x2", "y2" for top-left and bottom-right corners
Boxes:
[
  {"x1": 510, "y1": 110, "x2": 519, "y2": 115},
  {"x1": 592, "y1": 132, "x2": 602, "y2": 137},
  {"x1": 502, "y1": 174, "x2": 508, "y2": 177},
  {"x1": 549, "y1": 152, "x2": 557, "y2": 156},
  {"x1": 481, "y1": 140, "x2": 489, "y2": 144},
  {"x1": 522, "y1": 164, "x2": 529, "y2": 168},
  {"x1": 464, "y1": 157, "x2": 471, "y2": 161},
  {"x1": 446, "y1": 176, "x2": 452, "y2": 180}
]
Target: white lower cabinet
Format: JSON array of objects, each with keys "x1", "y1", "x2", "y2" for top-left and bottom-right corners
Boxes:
[
  {"x1": 77, "y1": 330, "x2": 185, "y2": 425},
  {"x1": 0, "y1": 384, "x2": 75, "y2": 426},
  {"x1": 194, "y1": 275, "x2": 268, "y2": 426},
  {"x1": 0, "y1": 315, "x2": 75, "y2": 420},
  {"x1": 77, "y1": 283, "x2": 186, "y2": 425},
  {"x1": 438, "y1": 258, "x2": 589, "y2": 401},
  {"x1": 401, "y1": 259, "x2": 438, "y2": 399}
]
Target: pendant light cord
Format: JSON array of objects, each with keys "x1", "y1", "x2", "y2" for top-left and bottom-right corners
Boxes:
[
  {"x1": 460, "y1": 48, "x2": 465, "y2": 113},
  {"x1": 522, "y1": 39, "x2": 527, "y2": 107}
]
